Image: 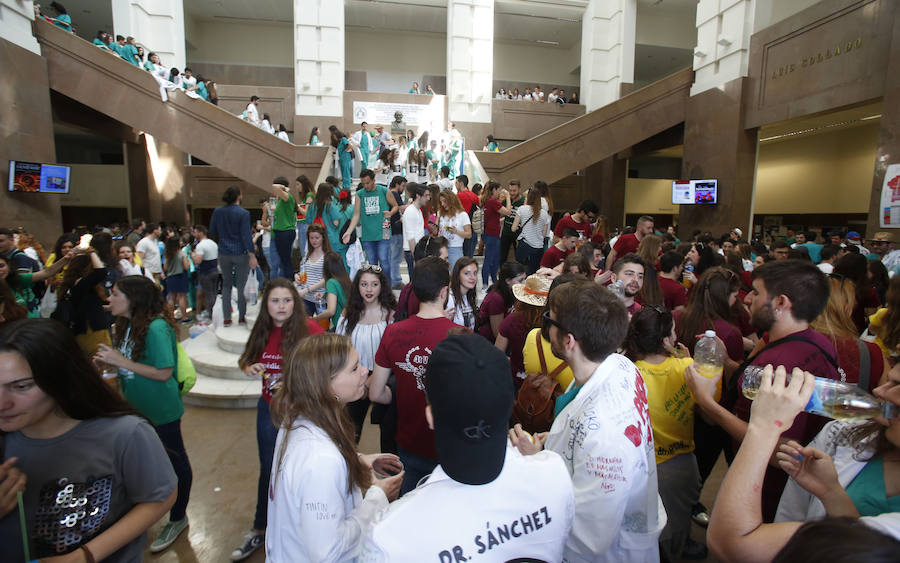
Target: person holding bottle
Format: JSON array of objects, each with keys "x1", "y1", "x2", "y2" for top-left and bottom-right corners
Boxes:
[
  {"x1": 706, "y1": 364, "x2": 900, "y2": 560},
  {"x1": 685, "y1": 259, "x2": 841, "y2": 522}
]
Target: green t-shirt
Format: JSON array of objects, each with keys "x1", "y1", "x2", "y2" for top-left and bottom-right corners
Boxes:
[
  {"x1": 11, "y1": 273, "x2": 38, "y2": 318},
  {"x1": 325, "y1": 278, "x2": 347, "y2": 331},
  {"x1": 122, "y1": 44, "x2": 140, "y2": 66},
  {"x1": 119, "y1": 318, "x2": 183, "y2": 426},
  {"x1": 846, "y1": 456, "x2": 900, "y2": 517},
  {"x1": 359, "y1": 185, "x2": 389, "y2": 242},
  {"x1": 273, "y1": 193, "x2": 297, "y2": 231}
]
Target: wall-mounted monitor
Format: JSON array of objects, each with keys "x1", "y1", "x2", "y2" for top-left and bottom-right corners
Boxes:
[
  {"x1": 672, "y1": 179, "x2": 717, "y2": 205},
  {"x1": 8, "y1": 161, "x2": 71, "y2": 194}
]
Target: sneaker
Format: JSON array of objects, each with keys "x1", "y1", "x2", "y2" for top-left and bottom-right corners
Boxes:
[
  {"x1": 150, "y1": 517, "x2": 189, "y2": 553},
  {"x1": 681, "y1": 538, "x2": 708, "y2": 560},
  {"x1": 691, "y1": 503, "x2": 710, "y2": 528},
  {"x1": 230, "y1": 531, "x2": 265, "y2": 561},
  {"x1": 223, "y1": 319, "x2": 233, "y2": 327},
  {"x1": 238, "y1": 317, "x2": 247, "y2": 326}
]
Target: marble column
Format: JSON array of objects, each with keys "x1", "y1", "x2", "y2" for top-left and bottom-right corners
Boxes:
[
  {"x1": 692, "y1": 0, "x2": 756, "y2": 96},
  {"x1": 293, "y1": 0, "x2": 344, "y2": 137},
  {"x1": 584, "y1": 156, "x2": 627, "y2": 230},
  {"x1": 1, "y1": 0, "x2": 40, "y2": 54},
  {"x1": 866, "y1": 7, "x2": 900, "y2": 238},
  {"x1": 579, "y1": 0, "x2": 636, "y2": 112},
  {"x1": 680, "y1": 77, "x2": 757, "y2": 237},
  {"x1": 111, "y1": 0, "x2": 185, "y2": 71},
  {"x1": 0, "y1": 35, "x2": 62, "y2": 243}
]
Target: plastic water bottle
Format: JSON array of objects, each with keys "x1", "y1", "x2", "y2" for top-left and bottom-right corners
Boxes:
[
  {"x1": 694, "y1": 330, "x2": 726, "y2": 402},
  {"x1": 608, "y1": 279, "x2": 626, "y2": 301},
  {"x1": 741, "y1": 366, "x2": 900, "y2": 421}
]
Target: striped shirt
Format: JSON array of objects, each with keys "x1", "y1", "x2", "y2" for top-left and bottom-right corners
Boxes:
[{"x1": 300, "y1": 254, "x2": 325, "y2": 303}]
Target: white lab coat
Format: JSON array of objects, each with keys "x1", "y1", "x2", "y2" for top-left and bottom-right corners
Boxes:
[
  {"x1": 545, "y1": 354, "x2": 667, "y2": 563},
  {"x1": 361, "y1": 444, "x2": 574, "y2": 562},
  {"x1": 246, "y1": 102, "x2": 260, "y2": 126},
  {"x1": 266, "y1": 417, "x2": 388, "y2": 562},
  {"x1": 775, "y1": 420, "x2": 900, "y2": 540}
]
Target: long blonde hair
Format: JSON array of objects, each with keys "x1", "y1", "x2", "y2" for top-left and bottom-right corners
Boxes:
[
  {"x1": 438, "y1": 189, "x2": 464, "y2": 217},
  {"x1": 810, "y1": 277, "x2": 858, "y2": 340},
  {"x1": 637, "y1": 234, "x2": 662, "y2": 268},
  {"x1": 270, "y1": 334, "x2": 371, "y2": 494}
]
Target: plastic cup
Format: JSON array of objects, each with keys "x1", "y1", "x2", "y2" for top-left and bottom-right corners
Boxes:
[{"x1": 372, "y1": 455, "x2": 404, "y2": 479}]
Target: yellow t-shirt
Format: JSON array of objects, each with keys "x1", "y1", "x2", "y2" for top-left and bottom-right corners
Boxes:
[
  {"x1": 635, "y1": 356, "x2": 695, "y2": 464},
  {"x1": 521, "y1": 328, "x2": 574, "y2": 391},
  {"x1": 868, "y1": 308, "x2": 890, "y2": 357}
]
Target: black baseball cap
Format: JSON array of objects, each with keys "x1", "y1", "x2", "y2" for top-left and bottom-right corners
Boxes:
[{"x1": 425, "y1": 334, "x2": 514, "y2": 485}]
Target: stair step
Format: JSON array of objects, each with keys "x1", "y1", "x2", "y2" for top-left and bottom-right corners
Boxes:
[
  {"x1": 182, "y1": 373, "x2": 260, "y2": 409},
  {"x1": 181, "y1": 330, "x2": 245, "y2": 380},
  {"x1": 214, "y1": 325, "x2": 252, "y2": 354}
]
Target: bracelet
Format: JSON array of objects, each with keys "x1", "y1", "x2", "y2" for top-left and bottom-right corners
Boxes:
[{"x1": 81, "y1": 545, "x2": 96, "y2": 563}]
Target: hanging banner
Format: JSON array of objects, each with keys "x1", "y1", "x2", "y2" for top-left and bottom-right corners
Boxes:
[
  {"x1": 880, "y1": 163, "x2": 900, "y2": 228},
  {"x1": 351, "y1": 101, "x2": 440, "y2": 129}
]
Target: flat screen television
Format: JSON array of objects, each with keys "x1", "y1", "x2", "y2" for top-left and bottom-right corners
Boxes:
[
  {"x1": 672, "y1": 179, "x2": 717, "y2": 205},
  {"x1": 8, "y1": 161, "x2": 71, "y2": 194}
]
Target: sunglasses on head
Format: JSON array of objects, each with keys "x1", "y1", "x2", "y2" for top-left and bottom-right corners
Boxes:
[{"x1": 360, "y1": 263, "x2": 383, "y2": 273}]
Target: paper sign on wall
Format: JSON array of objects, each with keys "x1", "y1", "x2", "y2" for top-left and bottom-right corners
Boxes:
[{"x1": 880, "y1": 164, "x2": 900, "y2": 228}]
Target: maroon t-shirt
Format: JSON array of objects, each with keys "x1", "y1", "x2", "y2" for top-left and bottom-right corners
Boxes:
[
  {"x1": 733, "y1": 328, "x2": 840, "y2": 521},
  {"x1": 540, "y1": 245, "x2": 572, "y2": 268},
  {"x1": 498, "y1": 311, "x2": 528, "y2": 385},
  {"x1": 612, "y1": 234, "x2": 640, "y2": 263},
  {"x1": 483, "y1": 197, "x2": 502, "y2": 237},
  {"x1": 476, "y1": 290, "x2": 510, "y2": 340},
  {"x1": 260, "y1": 321, "x2": 324, "y2": 403},
  {"x1": 553, "y1": 215, "x2": 592, "y2": 239},
  {"x1": 659, "y1": 276, "x2": 687, "y2": 310},
  {"x1": 673, "y1": 310, "x2": 744, "y2": 362},
  {"x1": 457, "y1": 190, "x2": 479, "y2": 214},
  {"x1": 374, "y1": 315, "x2": 462, "y2": 460}
]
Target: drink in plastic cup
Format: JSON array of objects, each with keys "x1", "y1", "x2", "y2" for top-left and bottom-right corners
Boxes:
[
  {"x1": 298, "y1": 271, "x2": 308, "y2": 285},
  {"x1": 372, "y1": 455, "x2": 404, "y2": 479}
]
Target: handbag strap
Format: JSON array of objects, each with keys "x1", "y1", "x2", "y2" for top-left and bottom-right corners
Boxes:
[
  {"x1": 856, "y1": 338, "x2": 871, "y2": 391},
  {"x1": 536, "y1": 330, "x2": 568, "y2": 379}
]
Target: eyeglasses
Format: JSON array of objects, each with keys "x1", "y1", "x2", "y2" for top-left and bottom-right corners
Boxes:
[{"x1": 360, "y1": 263, "x2": 382, "y2": 273}]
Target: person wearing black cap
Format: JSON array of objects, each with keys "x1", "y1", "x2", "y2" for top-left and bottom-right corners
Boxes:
[
  {"x1": 361, "y1": 334, "x2": 574, "y2": 561},
  {"x1": 369, "y1": 257, "x2": 464, "y2": 495},
  {"x1": 510, "y1": 280, "x2": 666, "y2": 563}
]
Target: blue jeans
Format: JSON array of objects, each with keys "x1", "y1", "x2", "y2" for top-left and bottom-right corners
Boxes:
[
  {"x1": 263, "y1": 239, "x2": 280, "y2": 280},
  {"x1": 482, "y1": 234, "x2": 500, "y2": 285},
  {"x1": 515, "y1": 241, "x2": 544, "y2": 275},
  {"x1": 463, "y1": 232, "x2": 478, "y2": 258},
  {"x1": 404, "y1": 250, "x2": 415, "y2": 280},
  {"x1": 362, "y1": 239, "x2": 392, "y2": 285},
  {"x1": 273, "y1": 229, "x2": 296, "y2": 280},
  {"x1": 296, "y1": 222, "x2": 308, "y2": 260},
  {"x1": 254, "y1": 397, "x2": 278, "y2": 531},
  {"x1": 448, "y1": 246, "x2": 463, "y2": 272},
  {"x1": 155, "y1": 419, "x2": 193, "y2": 521},
  {"x1": 390, "y1": 234, "x2": 404, "y2": 286},
  {"x1": 397, "y1": 447, "x2": 438, "y2": 496},
  {"x1": 219, "y1": 254, "x2": 250, "y2": 322}
]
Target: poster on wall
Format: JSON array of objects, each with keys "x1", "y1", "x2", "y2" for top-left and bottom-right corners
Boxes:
[
  {"x1": 352, "y1": 101, "x2": 442, "y2": 131},
  {"x1": 880, "y1": 164, "x2": 900, "y2": 228}
]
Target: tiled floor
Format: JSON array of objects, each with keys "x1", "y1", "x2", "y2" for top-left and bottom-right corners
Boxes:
[{"x1": 143, "y1": 404, "x2": 726, "y2": 562}]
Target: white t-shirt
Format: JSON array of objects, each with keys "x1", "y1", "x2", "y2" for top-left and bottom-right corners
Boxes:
[
  {"x1": 181, "y1": 75, "x2": 197, "y2": 89},
  {"x1": 548, "y1": 93, "x2": 558, "y2": 103},
  {"x1": 261, "y1": 119, "x2": 275, "y2": 134},
  {"x1": 445, "y1": 290, "x2": 475, "y2": 330},
  {"x1": 402, "y1": 205, "x2": 425, "y2": 252},
  {"x1": 360, "y1": 445, "x2": 574, "y2": 562},
  {"x1": 266, "y1": 417, "x2": 388, "y2": 562},
  {"x1": 246, "y1": 102, "x2": 260, "y2": 126},
  {"x1": 136, "y1": 236, "x2": 161, "y2": 273},
  {"x1": 374, "y1": 159, "x2": 390, "y2": 186},
  {"x1": 194, "y1": 238, "x2": 219, "y2": 262},
  {"x1": 438, "y1": 212, "x2": 471, "y2": 248},
  {"x1": 437, "y1": 177, "x2": 454, "y2": 192},
  {"x1": 516, "y1": 205, "x2": 551, "y2": 248},
  {"x1": 276, "y1": 130, "x2": 290, "y2": 142},
  {"x1": 817, "y1": 262, "x2": 834, "y2": 274}
]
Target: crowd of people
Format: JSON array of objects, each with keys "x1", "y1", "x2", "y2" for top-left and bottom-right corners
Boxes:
[
  {"x1": 495, "y1": 85, "x2": 580, "y2": 105},
  {"x1": 3, "y1": 164, "x2": 900, "y2": 561}
]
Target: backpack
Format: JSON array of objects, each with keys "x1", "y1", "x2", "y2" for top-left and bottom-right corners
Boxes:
[
  {"x1": 512, "y1": 331, "x2": 566, "y2": 433},
  {"x1": 472, "y1": 205, "x2": 484, "y2": 235}
]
